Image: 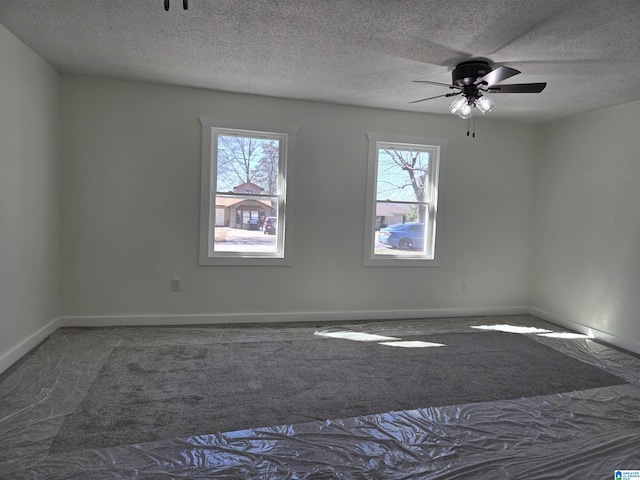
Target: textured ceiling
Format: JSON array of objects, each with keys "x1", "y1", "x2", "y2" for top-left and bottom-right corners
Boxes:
[{"x1": 1, "y1": 0, "x2": 640, "y2": 123}]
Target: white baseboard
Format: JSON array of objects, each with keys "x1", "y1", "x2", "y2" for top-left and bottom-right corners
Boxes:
[
  {"x1": 0, "y1": 317, "x2": 60, "y2": 375},
  {"x1": 59, "y1": 306, "x2": 529, "y2": 328},
  {"x1": 529, "y1": 307, "x2": 640, "y2": 356}
]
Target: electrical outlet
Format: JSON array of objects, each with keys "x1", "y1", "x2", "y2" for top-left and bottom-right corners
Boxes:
[
  {"x1": 461, "y1": 281, "x2": 469, "y2": 293},
  {"x1": 171, "y1": 277, "x2": 182, "y2": 291}
]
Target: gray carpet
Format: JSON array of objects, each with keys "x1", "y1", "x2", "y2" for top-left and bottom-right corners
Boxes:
[{"x1": 50, "y1": 330, "x2": 627, "y2": 454}]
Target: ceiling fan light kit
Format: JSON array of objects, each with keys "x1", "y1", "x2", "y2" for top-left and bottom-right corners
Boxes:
[
  {"x1": 449, "y1": 94, "x2": 494, "y2": 119},
  {"x1": 413, "y1": 60, "x2": 546, "y2": 120}
]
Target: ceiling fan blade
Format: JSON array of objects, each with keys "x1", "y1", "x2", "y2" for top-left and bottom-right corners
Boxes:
[
  {"x1": 486, "y1": 83, "x2": 547, "y2": 94},
  {"x1": 412, "y1": 80, "x2": 459, "y2": 88},
  {"x1": 409, "y1": 92, "x2": 460, "y2": 104},
  {"x1": 478, "y1": 65, "x2": 521, "y2": 86}
]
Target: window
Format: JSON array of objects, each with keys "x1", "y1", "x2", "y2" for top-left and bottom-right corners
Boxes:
[
  {"x1": 199, "y1": 117, "x2": 297, "y2": 265},
  {"x1": 364, "y1": 133, "x2": 447, "y2": 266}
]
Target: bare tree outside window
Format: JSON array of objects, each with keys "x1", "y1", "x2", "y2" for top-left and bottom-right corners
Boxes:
[
  {"x1": 377, "y1": 148, "x2": 430, "y2": 223},
  {"x1": 217, "y1": 135, "x2": 279, "y2": 194},
  {"x1": 254, "y1": 139, "x2": 279, "y2": 195}
]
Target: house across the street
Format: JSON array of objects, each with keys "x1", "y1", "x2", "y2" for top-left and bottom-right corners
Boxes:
[{"x1": 215, "y1": 182, "x2": 276, "y2": 229}]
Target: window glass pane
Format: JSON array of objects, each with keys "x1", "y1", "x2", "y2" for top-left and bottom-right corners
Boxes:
[
  {"x1": 364, "y1": 133, "x2": 446, "y2": 266},
  {"x1": 213, "y1": 195, "x2": 279, "y2": 253},
  {"x1": 376, "y1": 148, "x2": 430, "y2": 202},
  {"x1": 199, "y1": 118, "x2": 296, "y2": 265},
  {"x1": 216, "y1": 135, "x2": 280, "y2": 195},
  {"x1": 373, "y1": 146, "x2": 431, "y2": 258}
]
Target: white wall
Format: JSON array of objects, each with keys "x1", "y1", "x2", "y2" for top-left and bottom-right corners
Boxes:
[
  {"x1": 532, "y1": 100, "x2": 640, "y2": 350},
  {"x1": 0, "y1": 25, "x2": 60, "y2": 371},
  {"x1": 60, "y1": 74, "x2": 537, "y2": 322}
]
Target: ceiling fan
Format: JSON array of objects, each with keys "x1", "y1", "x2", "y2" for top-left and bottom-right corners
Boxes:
[{"x1": 411, "y1": 60, "x2": 547, "y2": 119}]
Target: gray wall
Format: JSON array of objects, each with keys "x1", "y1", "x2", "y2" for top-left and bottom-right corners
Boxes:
[
  {"x1": 532, "y1": 100, "x2": 640, "y2": 349},
  {"x1": 60, "y1": 74, "x2": 537, "y2": 320},
  {"x1": 0, "y1": 25, "x2": 60, "y2": 370}
]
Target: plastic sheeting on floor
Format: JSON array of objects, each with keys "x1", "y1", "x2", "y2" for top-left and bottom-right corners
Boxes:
[{"x1": 1, "y1": 315, "x2": 639, "y2": 479}]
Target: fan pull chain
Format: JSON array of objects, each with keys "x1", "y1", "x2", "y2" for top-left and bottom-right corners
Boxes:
[
  {"x1": 164, "y1": 0, "x2": 188, "y2": 10},
  {"x1": 466, "y1": 117, "x2": 477, "y2": 138}
]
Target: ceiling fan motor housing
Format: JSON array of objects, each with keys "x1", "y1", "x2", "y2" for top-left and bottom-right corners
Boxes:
[{"x1": 452, "y1": 61, "x2": 491, "y2": 86}]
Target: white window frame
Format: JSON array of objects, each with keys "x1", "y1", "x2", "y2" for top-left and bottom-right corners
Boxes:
[
  {"x1": 199, "y1": 117, "x2": 297, "y2": 266},
  {"x1": 363, "y1": 132, "x2": 447, "y2": 267}
]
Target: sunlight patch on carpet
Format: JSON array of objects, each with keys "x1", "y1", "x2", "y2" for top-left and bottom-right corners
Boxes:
[
  {"x1": 314, "y1": 331, "x2": 400, "y2": 342},
  {"x1": 379, "y1": 341, "x2": 446, "y2": 348},
  {"x1": 471, "y1": 324, "x2": 553, "y2": 334}
]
